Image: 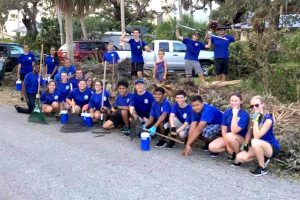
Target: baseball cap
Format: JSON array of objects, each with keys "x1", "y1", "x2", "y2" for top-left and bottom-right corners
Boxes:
[{"x1": 134, "y1": 79, "x2": 145, "y2": 84}]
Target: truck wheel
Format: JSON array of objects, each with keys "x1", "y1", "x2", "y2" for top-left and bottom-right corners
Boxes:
[{"x1": 200, "y1": 61, "x2": 213, "y2": 76}]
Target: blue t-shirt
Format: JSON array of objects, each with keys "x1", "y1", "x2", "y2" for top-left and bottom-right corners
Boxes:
[
  {"x1": 69, "y1": 77, "x2": 84, "y2": 89},
  {"x1": 191, "y1": 104, "x2": 222, "y2": 125},
  {"x1": 45, "y1": 55, "x2": 60, "y2": 75},
  {"x1": 24, "y1": 72, "x2": 40, "y2": 94},
  {"x1": 171, "y1": 103, "x2": 193, "y2": 124},
  {"x1": 103, "y1": 51, "x2": 120, "y2": 64},
  {"x1": 128, "y1": 39, "x2": 147, "y2": 62},
  {"x1": 56, "y1": 82, "x2": 71, "y2": 102},
  {"x1": 67, "y1": 88, "x2": 92, "y2": 108},
  {"x1": 150, "y1": 98, "x2": 171, "y2": 119},
  {"x1": 41, "y1": 91, "x2": 61, "y2": 104},
  {"x1": 182, "y1": 38, "x2": 205, "y2": 61},
  {"x1": 259, "y1": 114, "x2": 281, "y2": 150},
  {"x1": 88, "y1": 90, "x2": 111, "y2": 110},
  {"x1": 114, "y1": 93, "x2": 132, "y2": 107},
  {"x1": 17, "y1": 53, "x2": 35, "y2": 75},
  {"x1": 211, "y1": 35, "x2": 235, "y2": 58},
  {"x1": 129, "y1": 91, "x2": 154, "y2": 118},
  {"x1": 222, "y1": 108, "x2": 250, "y2": 137},
  {"x1": 55, "y1": 65, "x2": 76, "y2": 82}
]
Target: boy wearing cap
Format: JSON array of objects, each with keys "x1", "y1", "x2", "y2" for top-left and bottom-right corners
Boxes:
[
  {"x1": 176, "y1": 27, "x2": 211, "y2": 87},
  {"x1": 144, "y1": 87, "x2": 171, "y2": 148},
  {"x1": 206, "y1": 25, "x2": 235, "y2": 81},
  {"x1": 129, "y1": 79, "x2": 154, "y2": 124},
  {"x1": 182, "y1": 95, "x2": 223, "y2": 156}
]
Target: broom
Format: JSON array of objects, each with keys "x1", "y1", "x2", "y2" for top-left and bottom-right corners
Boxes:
[{"x1": 28, "y1": 44, "x2": 48, "y2": 124}]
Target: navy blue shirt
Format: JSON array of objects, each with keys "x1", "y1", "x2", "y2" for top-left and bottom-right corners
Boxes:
[
  {"x1": 222, "y1": 108, "x2": 250, "y2": 137},
  {"x1": 129, "y1": 91, "x2": 154, "y2": 118},
  {"x1": 182, "y1": 38, "x2": 205, "y2": 61},
  {"x1": 45, "y1": 55, "x2": 59, "y2": 75},
  {"x1": 55, "y1": 65, "x2": 76, "y2": 82},
  {"x1": 150, "y1": 98, "x2": 171, "y2": 119},
  {"x1": 88, "y1": 90, "x2": 111, "y2": 110},
  {"x1": 17, "y1": 53, "x2": 35, "y2": 75},
  {"x1": 211, "y1": 35, "x2": 235, "y2": 58},
  {"x1": 56, "y1": 82, "x2": 71, "y2": 102},
  {"x1": 69, "y1": 77, "x2": 84, "y2": 89},
  {"x1": 67, "y1": 88, "x2": 92, "y2": 108},
  {"x1": 259, "y1": 114, "x2": 281, "y2": 150},
  {"x1": 24, "y1": 72, "x2": 40, "y2": 94},
  {"x1": 114, "y1": 93, "x2": 132, "y2": 107},
  {"x1": 171, "y1": 103, "x2": 193, "y2": 124},
  {"x1": 41, "y1": 91, "x2": 61, "y2": 104},
  {"x1": 191, "y1": 104, "x2": 223, "y2": 125},
  {"x1": 128, "y1": 39, "x2": 147, "y2": 62},
  {"x1": 103, "y1": 51, "x2": 120, "y2": 64}
]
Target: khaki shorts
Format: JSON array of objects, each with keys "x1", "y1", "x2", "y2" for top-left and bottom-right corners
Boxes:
[{"x1": 184, "y1": 60, "x2": 203, "y2": 77}]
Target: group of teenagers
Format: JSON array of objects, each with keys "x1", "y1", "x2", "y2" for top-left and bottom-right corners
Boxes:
[{"x1": 14, "y1": 26, "x2": 280, "y2": 177}]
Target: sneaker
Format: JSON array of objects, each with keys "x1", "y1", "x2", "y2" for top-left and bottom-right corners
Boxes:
[
  {"x1": 166, "y1": 141, "x2": 176, "y2": 149},
  {"x1": 228, "y1": 152, "x2": 236, "y2": 161},
  {"x1": 231, "y1": 161, "x2": 242, "y2": 167},
  {"x1": 123, "y1": 128, "x2": 131, "y2": 137},
  {"x1": 210, "y1": 152, "x2": 219, "y2": 158},
  {"x1": 120, "y1": 126, "x2": 127, "y2": 133},
  {"x1": 264, "y1": 157, "x2": 271, "y2": 168},
  {"x1": 250, "y1": 165, "x2": 267, "y2": 176},
  {"x1": 155, "y1": 140, "x2": 167, "y2": 148},
  {"x1": 201, "y1": 143, "x2": 209, "y2": 151}
]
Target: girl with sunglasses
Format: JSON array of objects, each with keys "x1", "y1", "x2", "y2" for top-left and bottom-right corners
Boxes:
[
  {"x1": 208, "y1": 93, "x2": 250, "y2": 164},
  {"x1": 236, "y1": 95, "x2": 281, "y2": 176}
]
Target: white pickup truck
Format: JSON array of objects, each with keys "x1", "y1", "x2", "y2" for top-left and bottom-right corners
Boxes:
[{"x1": 116, "y1": 40, "x2": 214, "y2": 75}]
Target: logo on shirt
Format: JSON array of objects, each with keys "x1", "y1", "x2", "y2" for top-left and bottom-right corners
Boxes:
[
  {"x1": 104, "y1": 96, "x2": 107, "y2": 101},
  {"x1": 111, "y1": 54, "x2": 114, "y2": 57},
  {"x1": 195, "y1": 43, "x2": 199, "y2": 46},
  {"x1": 28, "y1": 57, "x2": 32, "y2": 60},
  {"x1": 84, "y1": 95, "x2": 89, "y2": 100},
  {"x1": 137, "y1": 45, "x2": 141, "y2": 49},
  {"x1": 127, "y1": 98, "x2": 130, "y2": 103},
  {"x1": 65, "y1": 85, "x2": 70, "y2": 90},
  {"x1": 183, "y1": 113, "x2": 187, "y2": 119},
  {"x1": 144, "y1": 98, "x2": 149, "y2": 104},
  {"x1": 54, "y1": 95, "x2": 59, "y2": 100},
  {"x1": 161, "y1": 107, "x2": 163, "y2": 112},
  {"x1": 52, "y1": 59, "x2": 55, "y2": 62}
]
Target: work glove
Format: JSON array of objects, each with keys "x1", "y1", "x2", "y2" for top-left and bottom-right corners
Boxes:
[
  {"x1": 149, "y1": 126, "x2": 157, "y2": 136},
  {"x1": 251, "y1": 112, "x2": 261, "y2": 122}
]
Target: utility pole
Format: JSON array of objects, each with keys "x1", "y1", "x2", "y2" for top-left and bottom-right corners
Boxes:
[{"x1": 120, "y1": 0, "x2": 125, "y2": 33}]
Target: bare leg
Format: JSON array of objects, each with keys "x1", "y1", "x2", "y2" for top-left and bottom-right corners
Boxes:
[
  {"x1": 121, "y1": 110, "x2": 129, "y2": 128},
  {"x1": 103, "y1": 120, "x2": 115, "y2": 129},
  {"x1": 236, "y1": 147, "x2": 256, "y2": 163},
  {"x1": 226, "y1": 132, "x2": 244, "y2": 153},
  {"x1": 137, "y1": 71, "x2": 143, "y2": 79},
  {"x1": 209, "y1": 137, "x2": 226, "y2": 153},
  {"x1": 198, "y1": 73, "x2": 206, "y2": 88},
  {"x1": 221, "y1": 74, "x2": 226, "y2": 82},
  {"x1": 251, "y1": 139, "x2": 273, "y2": 168}
]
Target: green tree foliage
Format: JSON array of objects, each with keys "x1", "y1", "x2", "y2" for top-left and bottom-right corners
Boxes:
[{"x1": 154, "y1": 15, "x2": 207, "y2": 40}]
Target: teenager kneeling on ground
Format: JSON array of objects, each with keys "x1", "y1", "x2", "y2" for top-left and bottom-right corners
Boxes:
[
  {"x1": 129, "y1": 79, "x2": 154, "y2": 124},
  {"x1": 143, "y1": 87, "x2": 171, "y2": 148},
  {"x1": 168, "y1": 90, "x2": 193, "y2": 149},
  {"x1": 182, "y1": 95, "x2": 223, "y2": 156},
  {"x1": 209, "y1": 93, "x2": 250, "y2": 165},
  {"x1": 236, "y1": 95, "x2": 281, "y2": 176},
  {"x1": 66, "y1": 80, "x2": 92, "y2": 114},
  {"x1": 103, "y1": 80, "x2": 132, "y2": 135},
  {"x1": 40, "y1": 80, "x2": 61, "y2": 117}
]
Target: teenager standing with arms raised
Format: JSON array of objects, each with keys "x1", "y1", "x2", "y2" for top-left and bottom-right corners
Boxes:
[{"x1": 120, "y1": 29, "x2": 151, "y2": 79}]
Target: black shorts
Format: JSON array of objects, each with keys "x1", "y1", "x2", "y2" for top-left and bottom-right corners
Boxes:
[
  {"x1": 19, "y1": 74, "x2": 26, "y2": 81},
  {"x1": 110, "y1": 111, "x2": 124, "y2": 128},
  {"x1": 131, "y1": 62, "x2": 144, "y2": 76},
  {"x1": 215, "y1": 58, "x2": 229, "y2": 75},
  {"x1": 270, "y1": 145, "x2": 280, "y2": 158}
]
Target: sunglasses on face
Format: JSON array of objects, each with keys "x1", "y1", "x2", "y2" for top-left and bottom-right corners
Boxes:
[{"x1": 250, "y1": 104, "x2": 260, "y2": 109}]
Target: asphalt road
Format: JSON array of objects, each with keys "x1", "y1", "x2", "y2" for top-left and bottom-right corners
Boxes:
[{"x1": 0, "y1": 105, "x2": 299, "y2": 200}]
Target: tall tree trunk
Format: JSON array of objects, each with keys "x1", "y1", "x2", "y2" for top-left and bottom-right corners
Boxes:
[
  {"x1": 56, "y1": 5, "x2": 64, "y2": 45},
  {"x1": 79, "y1": 16, "x2": 88, "y2": 40},
  {"x1": 64, "y1": 8, "x2": 74, "y2": 61},
  {"x1": 120, "y1": 0, "x2": 125, "y2": 33},
  {"x1": 178, "y1": 0, "x2": 183, "y2": 19}
]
